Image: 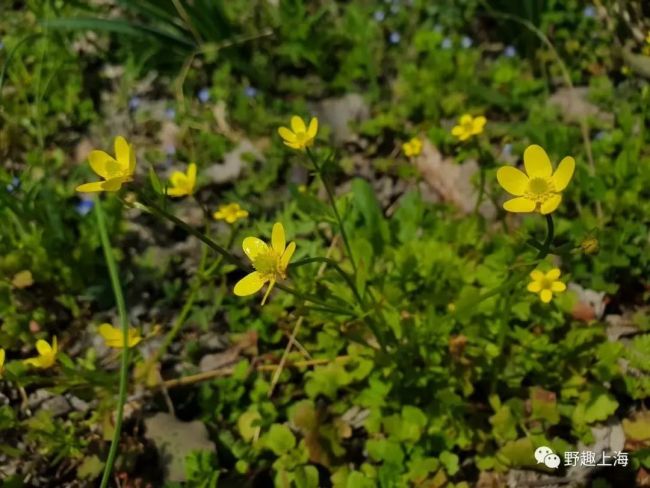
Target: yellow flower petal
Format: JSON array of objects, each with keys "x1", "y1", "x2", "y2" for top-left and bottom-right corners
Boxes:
[
  {"x1": 545, "y1": 268, "x2": 561, "y2": 280},
  {"x1": 88, "y1": 150, "x2": 119, "y2": 179},
  {"x1": 166, "y1": 186, "x2": 189, "y2": 197},
  {"x1": 497, "y1": 167, "x2": 529, "y2": 196},
  {"x1": 76, "y1": 181, "x2": 108, "y2": 193},
  {"x1": 0, "y1": 348, "x2": 5, "y2": 372},
  {"x1": 540, "y1": 194, "x2": 562, "y2": 214},
  {"x1": 551, "y1": 281, "x2": 566, "y2": 293},
  {"x1": 271, "y1": 222, "x2": 286, "y2": 255},
  {"x1": 527, "y1": 281, "x2": 542, "y2": 293},
  {"x1": 290, "y1": 116, "x2": 306, "y2": 134},
  {"x1": 187, "y1": 163, "x2": 197, "y2": 189},
  {"x1": 523, "y1": 144, "x2": 552, "y2": 178},
  {"x1": 242, "y1": 237, "x2": 268, "y2": 261},
  {"x1": 281, "y1": 241, "x2": 296, "y2": 270},
  {"x1": 540, "y1": 289, "x2": 553, "y2": 303},
  {"x1": 36, "y1": 339, "x2": 52, "y2": 356},
  {"x1": 307, "y1": 117, "x2": 318, "y2": 138},
  {"x1": 278, "y1": 127, "x2": 297, "y2": 143},
  {"x1": 552, "y1": 156, "x2": 575, "y2": 191},
  {"x1": 459, "y1": 114, "x2": 472, "y2": 125},
  {"x1": 170, "y1": 172, "x2": 187, "y2": 188},
  {"x1": 234, "y1": 272, "x2": 267, "y2": 296},
  {"x1": 451, "y1": 126, "x2": 464, "y2": 136},
  {"x1": 114, "y1": 136, "x2": 131, "y2": 169},
  {"x1": 473, "y1": 116, "x2": 486, "y2": 133},
  {"x1": 530, "y1": 270, "x2": 545, "y2": 281},
  {"x1": 101, "y1": 176, "x2": 130, "y2": 192},
  {"x1": 503, "y1": 197, "x2": 536, "y2": 213}
]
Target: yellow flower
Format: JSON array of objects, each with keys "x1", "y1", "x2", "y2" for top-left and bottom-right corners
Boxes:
[
  {"x1": 98, "y1": 323, "x2": 142, "y2": 349},
  {"x1": 24, "y1": 337, "x2": 58, "y2": 369},
  {"x1": 402, "y1": 137, "x2": 423, "y2": 157},
  {"x1": 580, "y1": 236, "x2": 599, "y2": 255},
  {"x1": 76, "y1": 136, "x2": 136, "y2": 193},
  {"x1": 451, "y1": 114, "x2": 486, "y2": 141},
  {"x1": 213, "y1": 203, "x2": 249, "y2": 224},
  {"x1": 496, "y1": 144, "x2": 575, "y2": 214},
  {"x1": 0, "y1": 348, "x2": 5, "y2": 376},
  {"x1": 278, "y1": 116, "x2": 318, "y2": 150},
  {"x1": 527, "y1": 268, "x2": 566, "y2": 303},
  {"x1": 167, "y1": 163, "x2": 197, "y2": 197},
  {"x1": 234, "y1": 222, "x2": 296, "y2": 305}
]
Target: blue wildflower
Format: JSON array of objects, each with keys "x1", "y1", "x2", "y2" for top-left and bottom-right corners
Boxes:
[
  {"x1": 504, "y1": 45, "x2": 516, "y2": 58},
  {"x1": 390, "y1": 4, "x2": 399, "y2": 14},
  {"x1": 594, "y1": 131, "x2": 606, "y2": 141},
  {"x1": 441, "y1": 37, "x2": 452, "y2": 49},
  {"x1": 75, "y1": 198, "x2": 94, "y2": 216},
  {"x1": 389, "y1": 32, "x2": 401, "y2": 44},
  {"x1": 461, "y1": 36, "x2": 473, "y2": 48},
  {"x1": 128, "y1": 96, "x2": 141, "y2": 111},
  {"x1": 165, "y1": 107, "x2": 176, "y2": 120},
  {"x1": 244, "y1": 86, "x2": 258, "y2": 98},
  {"x1": 583, "y1": 6, "x2": 596, "y2": 18},
  {"x1": 6, "y1": 176, "x2": 20, "y2": 193},
  {"x1": 198, "y1": 87, "x2": 210, "y2": 103},
  {"x1": 164, "y1": 144, "x2": 176, "y2": 156},
  {"x1": 373, "y1": 10, "x2": 385, "y2": 22},
  {"x1": 502, "y1": 143, "x2": 513, "y2": 158}
]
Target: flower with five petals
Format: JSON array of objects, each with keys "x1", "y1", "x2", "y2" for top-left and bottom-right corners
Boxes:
[
  {"x1": 451, "y1": 114, "x2": 486, "y2": 141},
  {"x1": 278, "y1": 116, "x2": 318, "y2": 150},
  {"x1": 402, "y1": 137, "x2": 423, "y2": 157},
  {"x1": 496, "y1": 144, "x2": 575, "y2": 214},
  {"x1": 76, "y1": 136, "x2": 136, "y2": 193},
  {"x1": 527, "y1": 268, "x2": 566, "y2": 303},
  {"x1": 213, "y1": 203, "x2": 249, "y2": 224},
  {"x1": 234, "y1": 223, "x2": 296, "y2": 305}
]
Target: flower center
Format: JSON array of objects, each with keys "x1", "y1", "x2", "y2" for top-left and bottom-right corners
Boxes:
[
  {"x1": 525, "y1": 177, "x2": 556, "y2": 203},
  {"x1": 539, "y1": 278, "x2": 553, "y2": 290},
  {"x1": 252, "y1": 250, "x2": 283, "y2": 279},
  {"x1": 462, "y1": 121, "x2": 474, "y2": 132}
]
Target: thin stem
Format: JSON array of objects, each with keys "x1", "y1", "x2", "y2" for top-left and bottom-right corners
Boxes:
[
  {"x1": 95, "y1": 199, "x2": 130, "y2": 488},
  {"x1": 537, "y1": 214, "x2": 555, "y2": 259},
  {"x1": 473, "y1": 167, "x2": 486, "y2": 215},
  {"x1": 305, "y1": 148, "x2": 357, "y2": 275}
]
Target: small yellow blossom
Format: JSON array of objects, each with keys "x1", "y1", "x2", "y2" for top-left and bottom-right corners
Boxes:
[
  {"x1": 0, "y1": 348, "x2": 5, "y2": 376},
  {"x1": 580, "y1": 236, "x2": 599, "y2": 255},
  {"x1": 167, "y1": 163, "x2": 197, "y2": 197},
  {"x1": 496, "y1": 144, "x2": 575, "y2": 214},
  {"x1": 12, "y1": 270, "x2": 33, "y2": 289},
  {"x1": 98, "y1": 323, "x2": 142, "y2": 349},
  {"x1": 234, "y1": 222, "x2": 296, "y2": 305},
  {"x1": 24, "y1": 337, "x2": 58, "y2": 369},
  {"x1": 402, "y1": 137, "x2": 423, "y2": 157},
  {"x1": 76, "y1": 136, "x2": 136, "y2": 193},
  {"x1": 527, "y1": 268, "x2": 566, "y2": 303},
  {"x1": 278, "y1": 116, "x2": 318, "y2": 150},
  {"x1": 213, "y1": 203, "x2": 249, "y2": 224},
  {"x1": 451, "y1": 114, "x2": 486, "y2": 141}
]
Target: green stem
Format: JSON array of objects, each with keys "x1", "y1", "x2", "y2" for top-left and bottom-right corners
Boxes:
[
  {"x1": 305, "y1": 148, "x2": 357, "y2": 275},
  {"x1": 95, "y1": 199, "x2": 130, "y2": 488},
  {"x1": 537, "y1": 214, "x2": 555, "y2": 259},
  {"x1": 473, "y1": 166, "x2": 486, "y2": 215}
]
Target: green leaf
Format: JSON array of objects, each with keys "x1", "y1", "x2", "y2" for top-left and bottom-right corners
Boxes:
[
  {"x1": 439, "y1": 451, "x2": 459, "y2": 476},
  {"x1": 237, "y1": 410, "x2": 261, "y2": 442},
  {"x1": 583, "y1": 388, "x2": 619, "y2": 424},
  {"x1": 263, "y1": 424, "x2": 296, "y2": 456}
]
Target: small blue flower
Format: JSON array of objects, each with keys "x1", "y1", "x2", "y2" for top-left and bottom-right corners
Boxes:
[
  {"x1": 6, "y1": 176, "x2": 20, "y2": 193},
  {"x1": 164, "y1": 144, "x2": 176, "y2": 156},
  {"x1": 390, "y1": 3, "x2": 399, "y2": 14},
  {"x1": 128, "y1": 96, "x2": 141, "y2": 111},
  {"x1": 504, "y1": 45, "x2": 517, "y2": 58},
  {"x1": 502, "y1": 143, "x2": 513, "y2": 157},
  {"x1": 594, "y1": 131, "x2": 606, "y2": 141},
  {"x1": 165, "y1": 107, "x2": 176, "y2": 120},
  {"x1": 441, "y1": 37, "x2": 452, "y2": 49},
  {"x1": 433, "y1": 24, "x2": 443, "y2": 33},
  {"x1": 389, "y1": 32, "x2": 401, "y2": 44},
  {"x1": 75, "y1": 198, "x2": 94, "y2": 216},
  {"x1": 461, "y1": 36, "x2": 473, "y2": 48},
  {"x1": 373, "y1": 10, "x2": 385, "y2": 22},
  {"x1": 583, "y1": 6, "x2": 596, "y2": 18},
  {"x1": 198, "y1": 87, "x2": 210, "y2": 103},
  {"x1": 244, "y1": 86, "x2": 258, "y2": 98}
]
